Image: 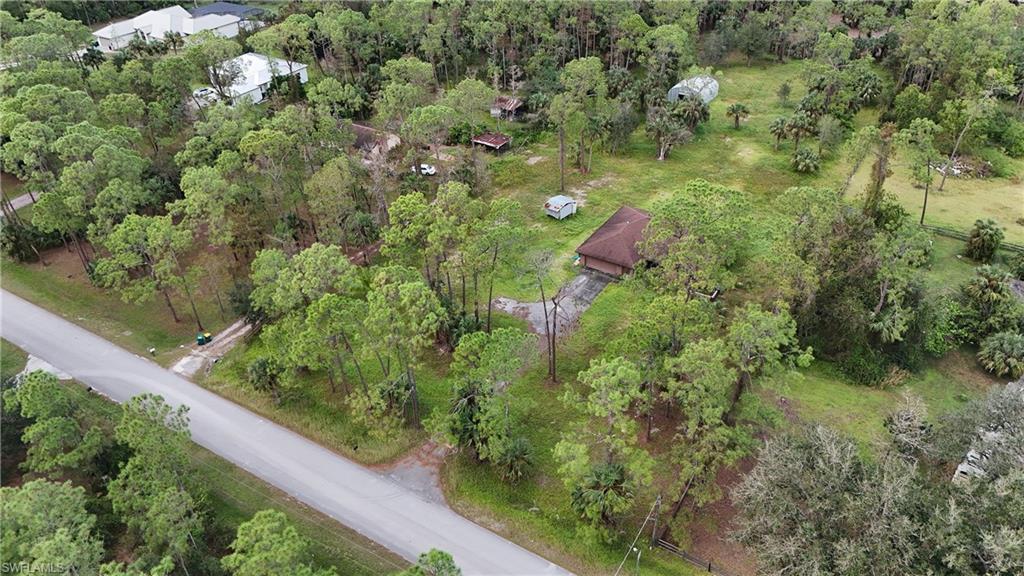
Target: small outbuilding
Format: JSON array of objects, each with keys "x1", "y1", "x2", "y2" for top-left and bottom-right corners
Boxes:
[
  {"x1": 544, "y1": 195, "x2": 577, "y2": 220},
  {"x1": 575, "y1": 206, "x2": 651, "y2": 277},
  {"x1": 472, "y1": 132, "x2": 511, "y2": 151},
  {"x1": 490, "y1": 96, "x2": 524, "y2": 121},
  {"x1": 668, "y1": 75, "x2": 719, "y2": 105}
]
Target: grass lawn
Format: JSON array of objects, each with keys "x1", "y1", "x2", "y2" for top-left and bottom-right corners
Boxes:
[
  {"x1": 487, "y1": 60, "x2": 876, "y2": 300},
  {"x1": 4, "y1": 356, "x2": 409, "y2": 576},
  {"x1": 845, "y1": 148, "x2": 1024, "y2": 244},
  {"x1": 2, "y1": 246, "x2": 232, "y2": 366},
  {"x1": 1, "y1": 338, "x2": 28, "y2": 382},
  {"x1": 760, "y1": 350, "x2": 999, "y2": 450}
]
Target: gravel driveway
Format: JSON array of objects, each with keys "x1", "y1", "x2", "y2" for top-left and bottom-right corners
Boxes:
[{"x1": 493, "y1": 269, "x2": 613, "y2": 336}]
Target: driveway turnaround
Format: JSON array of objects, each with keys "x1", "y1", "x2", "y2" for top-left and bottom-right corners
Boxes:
[
  {"x1": 0, "y1": 290, "x2": 572, "y2": 576},
  {"x1": 493, "y1": 269, "x2": 613, "y2": 335}
]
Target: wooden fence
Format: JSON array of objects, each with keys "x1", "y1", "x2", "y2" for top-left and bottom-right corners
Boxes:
[
  {"x1": 653, "y1": 539, "x2": 736, "y2": 576},
  {"x1": 921, "y1": 224, "x2": 1024, "y2": 254}
]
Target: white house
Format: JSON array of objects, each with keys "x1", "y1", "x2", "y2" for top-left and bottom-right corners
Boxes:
[
  {"x1": 220, "y1": 53, "x2": 309, "y2": 105},
  {"x1": 93, "y1": 5, "x2": 240, "y2": 52}
]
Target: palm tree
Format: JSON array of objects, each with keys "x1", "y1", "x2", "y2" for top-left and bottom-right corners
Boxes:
[
  {"x1": 163, "y1": 31, "x2": 184, "y2": 54},
  {"x1": 82, "y1": 44, "x2": 105, "y2": 70},
  {"x1": 677, "y1": 95, "x2": 710, "y2": 131},
  {"x1": 769, "y1": 116, "x2": 788, "y2": 150},
  {"x1": 726, "y1": 103, "x2": 750, "y2": 129},
  {"x1": 785, "y1": 111, "x2": 814, "y2": 151}
]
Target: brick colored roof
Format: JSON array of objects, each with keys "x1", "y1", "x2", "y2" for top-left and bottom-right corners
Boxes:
[
  {"x1": 472, "y1": 133, "x2": 511, "y2": 149},
  {"x1": 575, "y1": 206, "x2": 651, "y2": 268}
]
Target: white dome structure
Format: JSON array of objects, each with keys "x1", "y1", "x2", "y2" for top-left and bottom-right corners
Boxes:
[{"x1": 667, "y1": 75, "x2": 719, "y2": 105}]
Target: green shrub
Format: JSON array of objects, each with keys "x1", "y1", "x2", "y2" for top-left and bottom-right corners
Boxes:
[
  {"x1": 491, "y1": 435, "x2": 533, "y2": 484},
  {"x1": 923, "y1": 298, "x2": 966, "y2": 357},
  {"x1": 1007, "y1": 252, "x2": 1024, "y2": 281},
  {"x1": 975, "y1": 147, "x2": 1016, "y2": 178},
  {"x1": 246, "y1": 356, "x2": 285, "y2": 402},
  {"x1": 791, "y1": 148, "x2": 821, "y2": 173},
  {"x1": 977, "y1": 331, "x2": 1024, "y2": 379},
  {"x1": 957, "y1": 265, "x2": 1024, "y2": 341},
  {"x1": 998, "y1": 119, "x2": 1024, "y2": 158},
  {"x1": 965, "y1": 219, "x2": 1004, "y2": 263},
  {"x1": 838, "y1": 346, "x2": 889, "y2": 386}
]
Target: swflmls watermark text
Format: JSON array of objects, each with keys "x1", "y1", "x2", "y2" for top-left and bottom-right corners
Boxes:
[{"x1": 0, "y1": 563, "x2": 69, "y2": 574}]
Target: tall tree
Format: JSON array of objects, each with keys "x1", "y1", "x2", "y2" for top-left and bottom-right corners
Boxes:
[
  {"x1": 365, "y1": 266, "x2": 443, "y2": 425},
  {"x1": 896, "y1": 118, "x2": 941, "y2": 225},
  {"x1": 734, "y1": 426, "x2": 924, "y2": 575},
  {"x1": 108, "y1": 395, "x2": 204, "y2": 572},
  {"x1": 94, "y1": 214, "x2": 205, "y2": 330},
  {"x1": 222, "y1": 510, "x2": 335, "y2": 576},
  {"x1": 553, "y1": 357, "x2": 654, "y2": 537},
  {"x1": 0, "y1": 479, "x2": 103, "y2": 574},
  {"x1": 2, "y1": 370, "x2": 103, "y2": 477},
  {"x1": 185, "y1": 31, "x2": 243, "y2": 101},
  {"x1": 645, "y1": 100, "x2": 692, "y2": 161}
]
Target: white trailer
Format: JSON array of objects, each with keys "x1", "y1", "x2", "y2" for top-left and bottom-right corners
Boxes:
[{"x1": 545, "y1": 195, "x2": 577, "y2": 220}]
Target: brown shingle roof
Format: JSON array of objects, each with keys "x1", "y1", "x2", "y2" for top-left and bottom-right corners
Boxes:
[{"x1": 576, "y1": 206, "x2": 651, "y2": 269}]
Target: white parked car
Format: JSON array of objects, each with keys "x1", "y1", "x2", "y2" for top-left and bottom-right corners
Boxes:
[
  {"x1": 192, "y1": 87, "x2": 219, "y2": 106},
  {"x1": 411, "y1": 163, "x2": 437, "y2": 176}
]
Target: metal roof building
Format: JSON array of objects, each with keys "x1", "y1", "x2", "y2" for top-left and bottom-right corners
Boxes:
[
  {"x1": 189, "y1": 2, "x2": 264, "y2": 19},
  {"x1": 667, "y1": 75, "x2": 719, "y2": 105}
]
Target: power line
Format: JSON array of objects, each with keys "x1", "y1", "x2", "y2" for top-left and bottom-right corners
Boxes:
[{"x1": 613, "y1": 494, "x2": 661, "y2": 576}]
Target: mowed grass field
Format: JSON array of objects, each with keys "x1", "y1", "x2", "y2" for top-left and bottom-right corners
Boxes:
[{"x1": 846, "y1": 152, "x2": 1024, "y2": 244}]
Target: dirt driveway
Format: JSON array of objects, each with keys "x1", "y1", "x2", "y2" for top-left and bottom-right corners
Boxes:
[{"x1": 492, "y1": 269, "x2": 613, "y2": 336}]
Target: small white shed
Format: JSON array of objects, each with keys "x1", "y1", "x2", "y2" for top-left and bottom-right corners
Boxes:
[{"x1": 545, "y1": 195, "x2": 577, "y2": 220}]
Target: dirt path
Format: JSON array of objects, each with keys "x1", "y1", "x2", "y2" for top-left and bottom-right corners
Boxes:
[
  {"x1": 171, "y1": 319, "x2": 252, "y2": 378},
  {"x1": 378, "y1": 441, "x2": 449, "y2": 504}
]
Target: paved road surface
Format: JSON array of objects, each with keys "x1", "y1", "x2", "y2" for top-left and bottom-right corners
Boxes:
[
  {"x1": 7, "y1": 192, "x2": 34, "y2": 211},
  {"x1": 0, "y1": 290, "x2": 572, "y2": 576}
]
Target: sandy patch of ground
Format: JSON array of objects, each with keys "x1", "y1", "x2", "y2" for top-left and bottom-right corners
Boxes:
[
  {"x1": 171, "y1": 319, "x2": 252, "y2": 378},
  {"x1": 676, "y1": 459, "x2": 758, "y2": 576},
  {"x1": 19, "y1": 355, "x2": 72, "y2": 380},
  {"x1": 526, "y1": 155, "x2": 546, "y2": 165},
  {"x1": 735, "y1": 143, "x2": 761, "y2": 162},
  {"x1": 568, "y1": 175, "x2": 616, "y2": 207},
  {"x1": 379, "y1": 441, "x2": 448, "y2": 504}
]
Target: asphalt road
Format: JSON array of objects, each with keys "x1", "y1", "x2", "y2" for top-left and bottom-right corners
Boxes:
[
  {"x1": 7, "y1": 192, "x2": 34, "y2": 211},
  {"x1": 1, "y1": 290, "x2": 572, "y2": 576}
]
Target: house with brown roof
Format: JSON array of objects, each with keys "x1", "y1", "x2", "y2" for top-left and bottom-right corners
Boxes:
[
  {"x1": 471, "y1": 132, "x2": 511, "y2": 151},
  {"x1": 575, "y1": 206, "x2": 651, "y2": 277}
]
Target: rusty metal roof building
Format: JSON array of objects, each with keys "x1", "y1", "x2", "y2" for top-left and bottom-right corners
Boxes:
[
  {"x1": 471, "y1": 133, "x2": 511, "y2": 150},
  {"x1": 493, "y1": 96, "x2": 524, "y2": 111}
]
